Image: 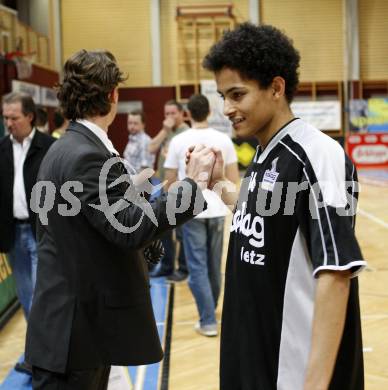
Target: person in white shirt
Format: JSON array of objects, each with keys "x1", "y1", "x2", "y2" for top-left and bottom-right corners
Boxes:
[{"x1": 164, "y1": 94, "x2": 239, "y2": 336}]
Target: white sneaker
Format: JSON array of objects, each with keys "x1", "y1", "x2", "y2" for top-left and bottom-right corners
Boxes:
[{"x1": 194, "y1": 321, "x2": 218, "y2": 337}]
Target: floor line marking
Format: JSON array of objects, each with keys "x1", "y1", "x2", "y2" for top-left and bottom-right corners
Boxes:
[
  {"x1": 358, "y1": 208, "x2": 388, "y2": 229},
  {"x1": 361, "y1": 313, "x2": 388, "y2": 320},
  {"x1": 363, "y1": 292, "x2": 388, "y2": 298}
]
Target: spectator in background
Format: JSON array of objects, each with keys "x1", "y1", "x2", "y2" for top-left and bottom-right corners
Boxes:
[
  {"x1": 0, "y1": 92, "x2": 55, "y2": 375},
  {"x1": 51, "y1": 108, "x2": 69, "y2": 139},
  {"x1": 123, "y1": 109, "x2": 155, "y2": 172},
  {"x1": 149, "y1": 100, "x2": 188, "y2": 181},
  {"x1": 164, "y1": 94, "x2": 239, "y2": 336},
  {"x1": 148, "y1": 100, "x2": 189, "y2": 281},
  {"x1": 35, "y1": 105, "x2": 49, "y2": 133}
]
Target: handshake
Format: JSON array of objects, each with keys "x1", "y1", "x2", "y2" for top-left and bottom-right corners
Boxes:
[
  {"x1": 185, "y1": 144, "x2": 225, "y2": 191},
  {"x1": 144, "y1": 145, "x2": 227, "y2": 267}
]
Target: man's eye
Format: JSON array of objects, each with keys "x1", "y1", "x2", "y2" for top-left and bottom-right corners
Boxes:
[{"x1": 232, "y1": 92, "x2": 243, "y2": 100}]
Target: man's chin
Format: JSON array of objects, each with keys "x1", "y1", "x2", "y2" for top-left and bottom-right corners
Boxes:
[{"x1": 234, "y1": 127, "x2": 253, "y2": 139}]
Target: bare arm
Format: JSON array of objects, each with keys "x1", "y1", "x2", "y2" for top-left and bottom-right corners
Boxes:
[
  {"x1": 148, "y1": 118, "x2": 174, "y2": 154},
  {"x1": 304, "y1": 270, "x2": 350, "y2": 390},
  {"x1": 148, "y1": 128, "x2": 169, "y2": 154},
  {"x1": 225, "y1": 162, "x2": 239, "y2": 185},
  {"x1": 164, "y1": 168, "x2": 178, "y2": 191},
  {"x1": 210, "y1": 151, "x2": 239, "y2": 210}
]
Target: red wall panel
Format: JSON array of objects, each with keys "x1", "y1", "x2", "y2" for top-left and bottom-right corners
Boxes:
[{"x1": 109, "y1": 86, "x2": 176, "y2": 155}]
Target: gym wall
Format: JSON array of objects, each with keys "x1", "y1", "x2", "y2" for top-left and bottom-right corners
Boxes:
[
  {"x1": 261, "y1": 0, "x2": 344, "y2": 82},
  {"x1": 160, "y1": 0, "x2": 249, "y2": 86},
  {"x1": 61, "y1": 0, "x2": 249, "y2": 87},
  {"x1": 359, "y1": 0, "x2": 388, "y2": 80},
  {"x1": 61, "y1": 0, "x2": 153, "y2": 87}
]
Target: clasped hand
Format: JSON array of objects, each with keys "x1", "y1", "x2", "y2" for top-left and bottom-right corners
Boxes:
[{"x1": 185, "y1": 144, "x2": 224, "y2": 191}]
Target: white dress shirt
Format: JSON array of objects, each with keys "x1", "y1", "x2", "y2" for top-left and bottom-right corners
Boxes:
[
  {"x1": 12, "y1": 129, "x2": 36, "y2": 219},
  {"x1": 76, "y1": 119, "x2": 119, "y2": 155}
]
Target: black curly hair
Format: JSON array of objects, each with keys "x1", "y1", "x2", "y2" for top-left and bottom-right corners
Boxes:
[
  {"x1": 57, "y1": 49, "x2": 126, "y2": 120},
  {"x1": 203, "y1": 23, "x2": 300, "y2": 103}
]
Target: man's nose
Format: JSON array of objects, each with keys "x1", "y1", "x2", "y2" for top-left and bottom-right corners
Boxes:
[{"x1": 223, "y1": 99, "x2": 235, "y2": 117}]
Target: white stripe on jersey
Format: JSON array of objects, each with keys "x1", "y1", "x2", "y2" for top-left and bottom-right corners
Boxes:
[
  {"x1": 279, "y1": 140, "x2": 305, "y2": 166},
  {"x1": 277, "y1": 228, "x2": 315, "y2": 390},
  {"x1": 350, "y1": 163, "x2": 356, "y2": 229},
  {"x1": 287, "y1": 120, "x2": 348, "y2": 208},
  {"x1": 302, "y1": 167, "x2": 328, "y2": 266},
  {"x1": 279, "y1": 121, "x2": 346, "y2": 266},
  {"x1": 313, "y1": 261, "x2": 367, "y2": 279}
]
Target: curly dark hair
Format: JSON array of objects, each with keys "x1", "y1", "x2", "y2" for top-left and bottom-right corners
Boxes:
[
  {"x1": 53, "y1": 109, "x2": 66, "y2": 128},
  {"x1": 57, "y1": 49, "x2": 126, "y2": 120},
  {"x1": 203, "y1": 23, "x2": 300, "y2": 103}
]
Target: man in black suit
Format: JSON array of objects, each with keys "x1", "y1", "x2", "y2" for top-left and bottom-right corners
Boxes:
[
  {"x1": 0, "y1": 92, "x2": 55, "y2": 374},
  {"x1": 0, "y1": 93, "x2": 54, "y2": 314},
  {"x1": 25, "y1": 49, "x2": 215, "y2": 390}
]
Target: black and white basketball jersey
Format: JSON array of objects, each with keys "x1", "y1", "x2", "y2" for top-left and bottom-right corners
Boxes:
[{"x1": 220, "y1": 118, "x2": 366, "y2": 390}]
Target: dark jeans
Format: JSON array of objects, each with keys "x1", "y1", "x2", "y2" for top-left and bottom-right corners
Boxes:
[{"x1": 32, "y1": 365, "x2": 111, "y2": 390}]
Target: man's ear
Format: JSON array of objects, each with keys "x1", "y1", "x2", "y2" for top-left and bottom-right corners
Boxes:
[
  {"x1": 271, "y1": 76, "x2": 286, "y2": 99},
  {"x1": 110, "y1": 88, "x2": 119, "y2": 104},
  {"x1": 27, "y1": 112, "x2": 34, "y2": 125}
]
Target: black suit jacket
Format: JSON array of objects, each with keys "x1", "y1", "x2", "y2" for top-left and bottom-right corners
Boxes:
[
  {"x1": 26, "y1": 121, "x2": 206, "y2": 373},
  {"x1": 0, "y1": 130, "x2": 55, "y2": 252}
]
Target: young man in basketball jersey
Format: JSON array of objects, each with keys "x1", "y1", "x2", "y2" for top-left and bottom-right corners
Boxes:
[{"x1": 203, "y1": 23, "x2": 366, "y2": 390}]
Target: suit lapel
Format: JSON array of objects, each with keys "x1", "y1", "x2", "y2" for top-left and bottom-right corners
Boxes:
[
  {"x1": 25, "y1": 129, "x2": 47, "y2": 163},
  {"x1": 0, "y1": 136, "x2": 14, "y2": 167},
  {"x1": 0, "y1": 136, "x2": 14, "y2": 181}
]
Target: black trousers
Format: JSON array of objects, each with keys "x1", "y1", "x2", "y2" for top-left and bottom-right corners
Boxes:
[{"x1": 32, "y1": 365, "x2": 111, "y2": 390}]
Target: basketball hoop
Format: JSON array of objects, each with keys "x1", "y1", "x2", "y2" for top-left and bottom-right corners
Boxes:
[
  {"x1": 15, "y1": 52, "x2": 35, "y2": 79},
  {"x1": 6, "y1": 51, "x2": 35, "y2": 79}
]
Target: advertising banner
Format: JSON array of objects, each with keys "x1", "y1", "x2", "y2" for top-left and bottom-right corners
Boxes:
[
  {"x1": 117, "y1": 101, "x2": 143, "y2": 114},
  {"x1": 349, "y1": 99, "x2": 368, "y2": 132},
  {"x1": 40, "y1": 87, "x2": 59, "y2": 107},
  {"x1": 347, "y1": 133, "x2": 388, "y2": 168},
  {"x1": 0, "y1": 252, "x2": 17, "y2": 316},
  {"x1": 12, "y1": 80, "x2": 41, "y2": 103},
  {"x1": 367, "y1": 98, "x2": 388, "y2": 132},
  {"x1": 291, "y1": 101, "x2": 341, "y2": 130}
]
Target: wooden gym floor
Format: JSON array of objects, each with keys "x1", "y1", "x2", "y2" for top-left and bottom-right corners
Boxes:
[{"x1": 0, "y1": 172, "x2": 387, "y2": 389}]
